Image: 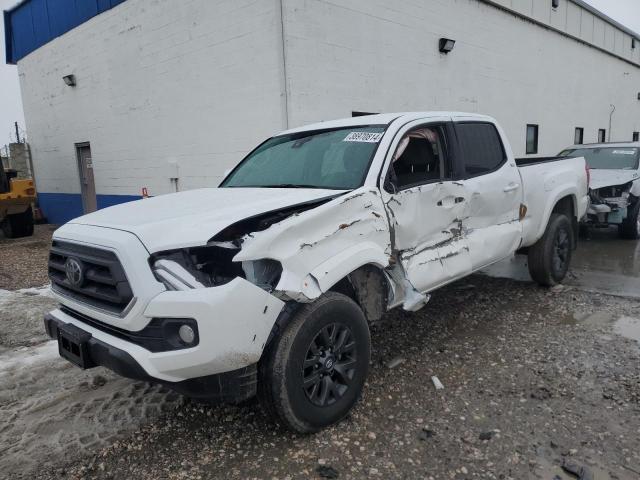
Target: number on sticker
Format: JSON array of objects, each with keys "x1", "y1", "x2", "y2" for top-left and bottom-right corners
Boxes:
[{"x1": 344, "y1": 132, "x2": 383, "y2": 143}]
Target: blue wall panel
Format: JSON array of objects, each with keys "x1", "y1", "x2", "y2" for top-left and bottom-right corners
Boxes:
[
  {"x1": 30, "y1": 0, "x2": 53, "y2": 47},
  {"x1": 76, "y1": 1, "x2": 100, "y2": 24},
  {"x1": 38, "y1": 192, "x2": 141, "y2": 225},
  {"x1": 4, "y1": 0, "x2": 128, "y2": 63},
  {"x1": 48, "y1": 0, "x2": 78, "y2": 38}
]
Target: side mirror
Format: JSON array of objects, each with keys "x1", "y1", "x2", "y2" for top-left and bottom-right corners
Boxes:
[
  {"x1": 384, "y1": 177, "x2": 398, "y2": 194},
  {"x1": 383, "y1": 168, "x2": 399, "y2": 194}
]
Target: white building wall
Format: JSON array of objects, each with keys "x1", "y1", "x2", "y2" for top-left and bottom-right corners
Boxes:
[
  {"x1": 282, "y1": 0, "x2": 640, "y2": 157},
  {"x1": 494, "y1": 0, "x2": 640, "y2": 66},
  {"x1": 13, "y1": 0, "x2": 640, "y2": 223},
  {"x1": 18, "y1": 0, "x2": 287, "y2": 199}
]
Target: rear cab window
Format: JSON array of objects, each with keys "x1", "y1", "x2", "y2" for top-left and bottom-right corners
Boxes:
[{"x1": 455, "y1": 122, "x2": 507, "y2": 177}]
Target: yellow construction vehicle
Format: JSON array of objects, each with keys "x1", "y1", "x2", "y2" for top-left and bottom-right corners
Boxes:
[{"x1": 0, "y1": 167, "x2": 36, "y2": 238}]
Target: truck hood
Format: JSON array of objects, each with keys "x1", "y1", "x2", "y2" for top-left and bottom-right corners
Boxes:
[
  {"x1": 590, "y1": 169, "x2": 640, "y2": 190},
  {"x1": 70, "y1": 188, "x2": 345, "y2": 252}
]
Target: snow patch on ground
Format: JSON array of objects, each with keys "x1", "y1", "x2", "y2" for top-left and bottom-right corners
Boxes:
[
  {"x1": 0, "y1": 287, "x2": 58, "y2": 350},
  {"x1": 18, "y1": 284, "x2": 54, "y2": 298},
  {"x1": 0, "y1": 341, "x2": 58, "y2": 377}
]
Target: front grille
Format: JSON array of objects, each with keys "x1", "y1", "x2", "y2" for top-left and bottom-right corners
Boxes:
[{"x1": 48, "y1": 240, "x2": 134, "y2": 315}]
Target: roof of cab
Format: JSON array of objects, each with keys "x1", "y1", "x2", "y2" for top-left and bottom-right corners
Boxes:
[{"x1": 279, "y1": 112, "x2": 495, "y2": 135}]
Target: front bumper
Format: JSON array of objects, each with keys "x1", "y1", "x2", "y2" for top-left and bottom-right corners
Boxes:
[
  {"x1": 44, "y1": 313, "x2": 259, "y2": 402},
  {"x1": 47, "y1": 223, "x2": 286, "y2": 399},
  {"x1": 46, "y1": 276, "x2": 285, "y2": 388}
]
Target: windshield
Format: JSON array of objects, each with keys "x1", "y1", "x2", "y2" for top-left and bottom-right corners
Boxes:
[
  {"x1": 221, "y1": 126, "x2": 386, "y2": 189},
  {"x1": 559, "y1": 147, "x2": 640, "y2": 170}
]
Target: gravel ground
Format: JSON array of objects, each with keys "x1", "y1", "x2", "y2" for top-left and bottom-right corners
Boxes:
[
  {"x1": 1, "y1": 229, "x2": 639, "y2": 480},
  {"x1": 1, "y1": 276, "x2": 638, "y2": 480},
  {"x1": 0, "y1": 225, "x2": 55, "y2": 290}
]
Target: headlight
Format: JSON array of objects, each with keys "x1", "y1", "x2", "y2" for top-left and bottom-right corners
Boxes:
[
  {"x1": 154, "y1": 259, "x2": 205, "y2": 291},
  {"x1": 152, "y1": 247, "x2": 282, "y2": 292}
]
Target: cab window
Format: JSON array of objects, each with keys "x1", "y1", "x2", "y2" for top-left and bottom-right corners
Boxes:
[
  {"x1": 386, "y1": 125, "x2": 448, "y2": 191},
  {"x1": 456, "y1": 122, "x2": 506, "y2": 177}
]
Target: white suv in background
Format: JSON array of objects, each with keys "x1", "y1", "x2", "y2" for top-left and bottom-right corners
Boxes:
[{"x1": 560, "y1": 143, "x2": 640, "y2": 239}]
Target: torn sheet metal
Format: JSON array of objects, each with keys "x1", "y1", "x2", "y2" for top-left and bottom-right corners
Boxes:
[
  {"x1": 382, "y1": 182, "x2": 472, "y2": 295},
  {"x1": 234, "y1": 188, "x2": 393, "y2": 302},
  {"x1": 385, "y1": 263, "x2": 430, "y2": 312}
]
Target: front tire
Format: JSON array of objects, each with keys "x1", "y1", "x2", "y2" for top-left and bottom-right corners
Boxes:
[
  {"x1": 258, "y1": 292, "x2": 370, "y2": 433},
  {"x1": 2, "y1": 206, "x2": 34, "y2": 238},
  {"x1": 528, "y1": 213, "x2": 573, "y2": 287}
]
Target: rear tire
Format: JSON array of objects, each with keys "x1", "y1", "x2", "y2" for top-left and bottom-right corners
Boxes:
[
  {"x1": 619, "y1": 201, "x2": 640, "y2": 240},
  {"x1": 258, "y1": 292, "x2": 370, "y2": 433},
  {"x1": 1, "y1": 206, "x2": 34, "y2": 238},
  {"x1": 528, "y1": 213, "x2": 573, "y2": 287}
]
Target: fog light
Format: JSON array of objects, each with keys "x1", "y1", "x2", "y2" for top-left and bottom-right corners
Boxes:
[{"x1": 178, "y1": 324, "x2": 196, "y2": 344}]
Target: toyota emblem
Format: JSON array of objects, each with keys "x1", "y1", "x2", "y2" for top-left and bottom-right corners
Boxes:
[{"x1": 65, "y1": 257, "x2": 84, "y2": 287}]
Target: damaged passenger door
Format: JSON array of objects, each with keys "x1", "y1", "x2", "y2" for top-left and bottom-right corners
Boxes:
[
  {"x1": 452, "y1": 120, "x2": 523, "y2": 270},
  {"x1": 381, "y1": 119, "x2": 472, "y2": 294}
]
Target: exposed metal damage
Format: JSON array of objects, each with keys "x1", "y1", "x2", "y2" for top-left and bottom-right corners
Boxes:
[
  {"x1": 148, "y1": 184, "x2": 470, "y2": 318},
  {"x1": 587, "y1": 181, "x2": 639, "y2": 226}
]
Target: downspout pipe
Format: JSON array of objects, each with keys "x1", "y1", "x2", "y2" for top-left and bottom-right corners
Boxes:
[
  {"x1": 277, "y1": 0, "x2": 290, "y2": 130},
  {"x1": 609, "y1": 104, "x2": 616, "y2": 142}
]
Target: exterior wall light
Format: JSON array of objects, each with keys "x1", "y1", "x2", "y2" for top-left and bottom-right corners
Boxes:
[
  {"x1": 439, "y1": 38, "x2": 456, "y2": 54},
  {"x1": 63, "y1": 74, "x2": 76, "y2": 87}
]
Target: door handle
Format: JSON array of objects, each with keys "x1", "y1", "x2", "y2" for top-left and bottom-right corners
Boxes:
[
  {"x1": 503, "y1": 183, "x2": 520, "y2": 193},
  {"x1": 437, "y1": 196, "x2": 465, "y2": 207}
]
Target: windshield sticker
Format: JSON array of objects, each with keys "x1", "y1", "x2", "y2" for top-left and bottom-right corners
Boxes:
[
  {"x1": 612, "y1": 150, "x2": 637, "y2": 155},
  {"x1": 344, "y1": 132, "x2": 383, "y2": 143}
]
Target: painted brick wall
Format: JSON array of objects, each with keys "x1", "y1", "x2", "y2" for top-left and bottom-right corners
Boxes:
[
  {"x1": 491, "y1": 0, "x2": 640, "y2": 66},
  {"x1": 282, "y1": 0, "x2": 640, "y2": 157},
  {"x1": 14, "y1": 0, "x2": 640, "y2": 224},
  {"x1": 17, "y1": 0, "x2": 287, "y2": 222}
]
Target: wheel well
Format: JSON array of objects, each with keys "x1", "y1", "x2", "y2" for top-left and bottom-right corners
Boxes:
[
  {"x1": 328, "y1": 264, "x2": 389, "y2": 323},
  {"x1": 552, "y1": 195, "x2": 578, "y2": 248}
]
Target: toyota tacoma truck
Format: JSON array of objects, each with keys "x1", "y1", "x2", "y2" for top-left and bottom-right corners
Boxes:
[
  {"x1": 559, "y1": 142, "x2": 640, "y2": 239},
  {"x1": 44, "y1": 113, "x2": 588, "y2": 433}
]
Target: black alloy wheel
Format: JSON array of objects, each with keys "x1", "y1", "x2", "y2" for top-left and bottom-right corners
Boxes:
[{"x1": 302, "y1": 323, "x2": 357, "y2": 407}]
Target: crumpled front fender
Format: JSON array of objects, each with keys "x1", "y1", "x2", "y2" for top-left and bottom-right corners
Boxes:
[{"x1": 234, "y1": 188, "x2": 392, "y2": 301}]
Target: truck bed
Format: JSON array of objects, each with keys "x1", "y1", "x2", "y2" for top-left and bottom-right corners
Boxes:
[{"x1": 518, "y1": 156, "x2": 588, "y2": 248}]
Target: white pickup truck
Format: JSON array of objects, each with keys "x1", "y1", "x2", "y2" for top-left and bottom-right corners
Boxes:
[
  {"x1": 45, "y1": 113, "x2": 588, "y2": 432},
  {"x1": 559, "y1": 142, "x2": 640, "y2": 239}
]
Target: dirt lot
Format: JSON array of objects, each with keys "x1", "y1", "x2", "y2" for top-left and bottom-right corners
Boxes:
[
  {"x1": 0, "y1": 228, "x2": 639, "y2": 480},
  {"x1": 0, "y1": 225, "x2": 56, "y2": 290}
]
